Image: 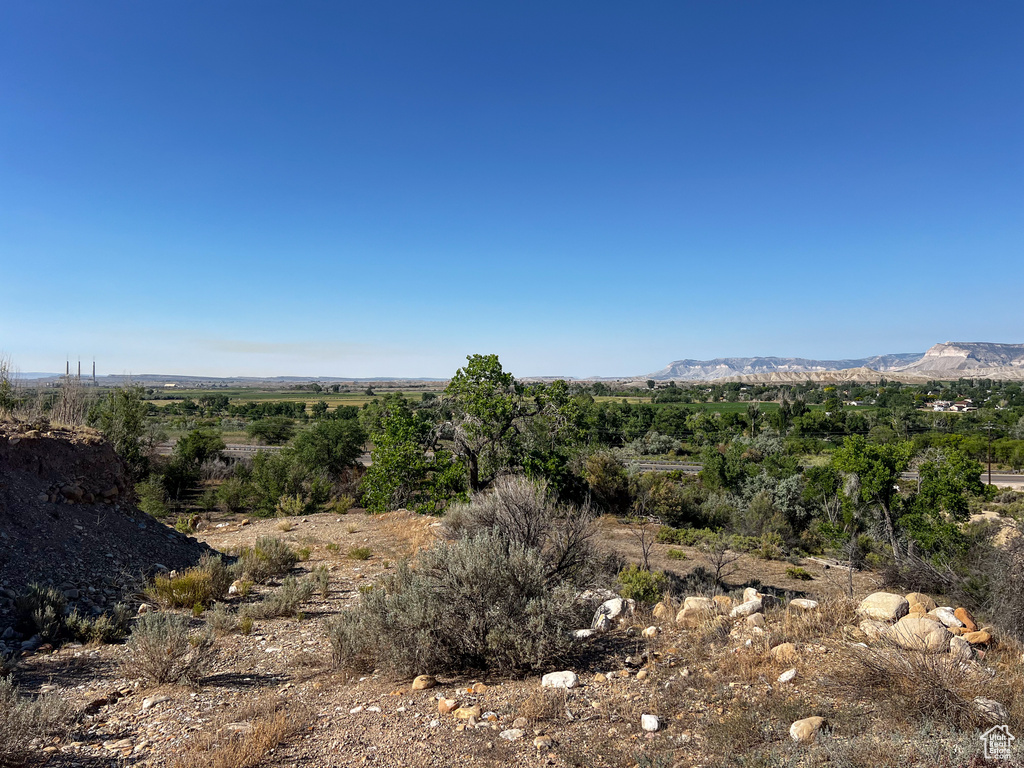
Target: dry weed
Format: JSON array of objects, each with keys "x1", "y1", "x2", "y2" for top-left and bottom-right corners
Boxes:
[
  {"x1": 515, "y1": 687, "x2": 568, "y2": 723},
  {"x1": 169, "y1": 697, "x2": 307, "y2": 768},
  {"x1": 376, "y1": 510, "x2": 438, "y2": 557},
  {"x1": 828, "y1": 643, "x2": 998, "y2": 730}
]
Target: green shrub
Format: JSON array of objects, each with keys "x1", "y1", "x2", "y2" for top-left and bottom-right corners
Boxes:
[
  {"x1": 330, "y1": 495, "x2": 355, "y2": 514},
  {"x1": 238, "y1": 615, "x2": 254, "y2": 635},
  {"x1": 297, "y1": 547, "x2": 312, "y2": 561},
  {"x1": 240, "y1": 576, "x2": 314, "y2": 619},
  {"x1": 666, "y1": 548, "x2": 687, "y2": 560},
  {"x1": 14, "y1": 584, "x2": 66, "y2": 643},
  {"x1": 0, "y1": 675, "x2": 72, "y2": 767},
  {"x1": 64, "y1": 604, "x2": 132, "y2": 644},
  {"x1": 234, "y1": 537, "x2": 299, "y2": 583},
  {"x1": 616, "y1": 564, "x2": 666, "y2": 604},
  {"x1": 205, "y1": 602, "x2": 236, "y2": 635},
  {"x1": 149, "y1": 554, "x2": 232, "y2": 608},
  {"x1": 326, "y1": 532, "x2": 587, "y2": 675},
  {"x1": 348, "y1": 546, "x2": 372, "y2": 561},
  {"x1": 756, "y1": 531, "x2": 786, "y2": 560},
  {"x1": 216, "y1": 477, "x2": 250, "y2": 513},
  {"x1": 136, "y1": 477, "x2": 170, "y2": 519},
  {"x1": 312, "y1": 564, "x2": 330, "y2": 598},
  {"x1": 122, "y1": 612, "x2": 214, "y2": 687},
  {"x1": 786, "y1": 566, "x2": 814, "y2": 581},
  {"x1": 275, "y1": 493, "x2": 309, "y2": 517}
]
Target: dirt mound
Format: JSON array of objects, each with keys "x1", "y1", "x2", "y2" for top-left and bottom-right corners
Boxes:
[{"x1": 0, "y1": 421, "x2": 210, "y2": 638}]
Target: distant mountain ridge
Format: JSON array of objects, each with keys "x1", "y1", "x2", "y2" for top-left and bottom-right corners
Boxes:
[
  {"x1": 648, "y1": 353, "x2": 923, "y2": 381},
  {"x1": 648, "y1": 342, "x2": 1024, "y2": 381}
]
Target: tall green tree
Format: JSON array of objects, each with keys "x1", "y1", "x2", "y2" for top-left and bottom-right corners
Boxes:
[
  {"x1": 832, "y1": 435, "x2": 914, "y2": 560},
  {"x1": 444, "y1": 354, "x2": 524, "y2": 491},
  {"x1": 92, "y1": 384, "x2": 150, "y2": 479}
]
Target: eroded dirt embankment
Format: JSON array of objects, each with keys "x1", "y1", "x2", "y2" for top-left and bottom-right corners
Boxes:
[{"x1": 0, "y1": 422, "x2": 209, "y2": 641}]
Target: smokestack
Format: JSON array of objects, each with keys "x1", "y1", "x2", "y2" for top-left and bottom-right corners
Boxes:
[
  {"x1": 66, "y1": 360, "x2": 69, "y2": 376},
  {"x1": 77, "y1": 360, "x2": 80, "y2": 380},
  {"x1": 92, "y1": 360, "x2": 96, "y2": 386}
]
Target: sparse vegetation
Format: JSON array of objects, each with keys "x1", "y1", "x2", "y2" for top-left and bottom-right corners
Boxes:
[
  {"x1": 233, "y1": 537, "x2": 299, "y2": 583},
  {"x1": 327, "y1": 531, "x2": 588, "y2": 675},
  {"x1": 786, "y1": 565, "x2": 814, "y2": 580},
  {"x1": 240, "y1": 576, "x2": 314, "y2": 619},
  {"x1": 347, "y1": 546, "x2": 372, "y2": 560},
  {"x1": 0, "y1": 675, "x2": 73, "y2": 768},
  {"x1": 123, "y1": 612, "x2": 214, "y2": 687}
]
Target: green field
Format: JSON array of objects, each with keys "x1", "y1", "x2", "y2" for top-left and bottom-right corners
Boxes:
[{"x1": 146, "y1": 388, "x2": 443, "y2": 411}]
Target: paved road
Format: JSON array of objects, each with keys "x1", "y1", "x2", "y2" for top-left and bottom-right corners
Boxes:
[
  {"x1": 155, "y1": 442, "x2": 284, "y2": 458},
  {"x1": 629, "y1": 460, "x2": 1024, "y2": 488}
]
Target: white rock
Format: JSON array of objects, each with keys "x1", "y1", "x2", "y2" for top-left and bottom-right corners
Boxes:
[
  {"x1": 574, "y1": 629, "x2": 595, "y2": 639},
  {"x1": 789, "y1": 599, "x2": 819, "y2": 611},
  {"x1": 857, "y1": 592, "x2": 909, "y2": 622},
  {"x1": 743, "y1": 587, "x2": 760, "y2": 603},
  {"x1": 500, "y1": 729, "x2": 524, "y2": 741},
  {"x1": 778, "y1": 668, "x2": 797, "y2": 683},
  {"x1": 730, "y1": 599, "x2": 762, "y2": 618},
  {"x1": 142, "y1": 695, "x2": 169, "y2": 710},
  {"x1": 642, "y1": 626, "x2": 659, "y2": 638},
  {"x1": 641, "y1": 714, "x2": 659, "y2": 732},
  {"x1": 592, "y1": 597, "x2": 628, "y2": 629},
  {"x1": 929, "y1": 607, "x2": 963, "y2": 628},
  {"x1": 541, "y1": 671, "x2": 579, "y2": 689}
]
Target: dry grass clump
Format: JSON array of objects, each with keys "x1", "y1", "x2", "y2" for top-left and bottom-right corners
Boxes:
[
  {"x1": 376, "y1": 509, "x2": 437, "y2": 557},
  {"x1": 828, "y1": 643, "x2": 998, "y2": 730},
  {"x1": 169, "y1": 697, "x2": 306, "y2": 768},
  {"x1": 771, "y1": 595, "x2": 857, "y2": 646},
  {"x1": 0, "y1": 675, "x2": 73, "y2": 768},
  {"x1": 122, "y1": 612, "x2": 214, "y2": 687},
  {"x1": 516, "y1": 687, "x2": 568, "y2": 723},
  {"x1": 149, "y1": 554, "x2": 233, "y2": 609}
]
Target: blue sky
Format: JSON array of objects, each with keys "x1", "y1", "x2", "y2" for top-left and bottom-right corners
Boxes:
[{"x1": 2, "y1": 2, "x2": 1021, "y2": 378}]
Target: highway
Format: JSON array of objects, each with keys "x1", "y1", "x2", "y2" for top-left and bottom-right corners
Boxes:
[{"x1": 629, "y1": 460, "x2": 1024, "y2": 488}]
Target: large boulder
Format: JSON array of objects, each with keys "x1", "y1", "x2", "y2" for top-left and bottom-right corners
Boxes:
[
  {"x1": 859, "y1": 620, "x2": 891, "y2": 641},
  {"x1": 857, "y1": 592, "x2": 909, "y2": 622},
  {"x1": 890, "y1": 616, "x2": 952, "y2": 653}
]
